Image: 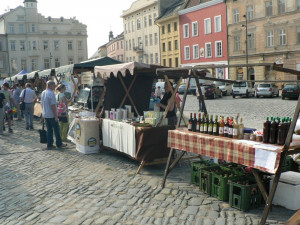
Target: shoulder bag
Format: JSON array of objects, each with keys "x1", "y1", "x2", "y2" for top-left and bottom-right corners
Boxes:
[
  {"x1": 20, "y1": 90, "x2": 26, "y2": 111},
  {"x1": 39, "y1": 118, "x2": 48, "y2": 144}
]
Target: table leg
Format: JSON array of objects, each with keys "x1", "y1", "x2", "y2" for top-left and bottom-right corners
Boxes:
[
  {"x1": 252, "y1": 169, "x2": 268, "y2": 203},
  {"x1": 162, "y1": 148, "x2": 175, "y2": 188},
  {"x1": 170, "y1": 151, "x2": 186, "y2": 170},
  {"x1": 136, "y1": 160, "x2": 146, "y2": 174}
]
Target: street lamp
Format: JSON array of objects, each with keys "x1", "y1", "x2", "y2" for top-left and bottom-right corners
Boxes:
[{"x1": 242, "y1": 14, "x2": 249, "y2": 80}]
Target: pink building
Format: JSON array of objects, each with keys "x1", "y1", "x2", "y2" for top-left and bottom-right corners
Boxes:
[{"x1": 179, "y1": 0, "x2": 228, "y2": 79}]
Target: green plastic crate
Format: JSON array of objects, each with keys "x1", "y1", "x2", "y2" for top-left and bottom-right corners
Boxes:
[
  {"x1": 191, "y1": 161, "x2": 216, "y2": 185},
  {"x1": 211, "y1": 168, "x2": 242, "y2": 201},
  {"x1": 199, "y1": 166, "x2": 219, "y2": 195},
  {"x1": 229, "y1": 179, "x2": 262, "y2": 211}
]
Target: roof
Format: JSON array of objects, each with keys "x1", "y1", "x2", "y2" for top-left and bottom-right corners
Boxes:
[
  {"x1": 24, "y1": 0, "x2": 37, "y2": 2},
  {"x1": 156, "y1": 0, "x2": 185, "y2": 21}
]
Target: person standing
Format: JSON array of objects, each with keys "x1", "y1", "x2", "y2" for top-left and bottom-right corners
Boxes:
[
  {"x1": 41, "y1": 81, "x2": 66, "y2": 149},
  {"x1": 196, "y1": 85, "x2": 206, "y2": 112},
  {"x1": 20, "y1": 83, "x2": 37, "y2": 130},
  {"x1": 2, "y1": 83, "x2": 16, "y2": 133},
  {"x1": 155, "y1": 86, "x2": 162, "y2": 99},
  {"x1": 13, "y1": 83, "x2": 22, "y2": 120},
  {"x1": 0, "y1": 86, "x2": 6, "y2": 135}
]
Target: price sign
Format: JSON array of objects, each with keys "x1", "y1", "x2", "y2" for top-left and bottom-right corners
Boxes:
[{"x1": 81, "y1": 72, "x2": 93, "y2": 85}]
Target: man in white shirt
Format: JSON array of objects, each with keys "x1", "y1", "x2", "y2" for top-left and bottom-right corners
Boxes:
[{"x1": 20, "y1": 83, "x2": 37, "y2": 130}]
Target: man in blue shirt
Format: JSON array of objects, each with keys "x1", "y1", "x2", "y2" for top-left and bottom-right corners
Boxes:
[
  {"x1": 13, "y1": 84, "x2": 22, "y2": 120},
  {"x1": 41, "y1": 81, "x2": 67, "y2": 149}
]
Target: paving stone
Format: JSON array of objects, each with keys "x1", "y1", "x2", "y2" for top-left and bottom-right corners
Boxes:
[
  {"x1": 94, "y1": 216, "x2": 110, "y2": 224},
  {"x1": 203, "y1": 218, "x2": 214, "y2": 225},
  {"x1": 189, "y1": 197, "x2": 204, "y2": 206},
  {"x1": 184, "y1": 206, "x2": 199, "y2": 215},
  {"x1": 165, "y1": 208, "x2": 174, "y2": 217},
  {"x1": 216, "y1": 217, "x2": 226, "y2": 225},
  {"x1": 154, "y1": 194, "x2": 166, "y2": 201},
  {"x1": 48, "y1": 215, "x2": 67, "y2": 224}
]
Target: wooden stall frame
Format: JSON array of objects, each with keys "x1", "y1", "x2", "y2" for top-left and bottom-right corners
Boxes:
[{"x1": 158, "y1": 63, "x2": 300, "y2": 225}]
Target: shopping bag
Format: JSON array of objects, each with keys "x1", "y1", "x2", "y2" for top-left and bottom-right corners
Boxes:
[
  {"x1": 20, "y1": 102, "x2": 25, "y2": 111},
  {"x1": 39, "y1": 119, "x2": 47, "y2": 144}
]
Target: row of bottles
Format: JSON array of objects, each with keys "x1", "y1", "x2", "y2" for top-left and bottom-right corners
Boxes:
[
  {"x1": 188, "y1": 113, "x2": 244, "y2": 139},
  {"x1": 263, "y1": 117, "x2": 291, "y2": 145}
]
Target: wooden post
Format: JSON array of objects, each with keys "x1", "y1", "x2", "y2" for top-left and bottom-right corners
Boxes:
[
  {"x1": 252, "y1": 169, "x2": 268, "y2": 203},
  {"x1": 70, "y1": 74, "x2": 80, "y2": 95},
  {"x1": 192, "y1": 69, "x2": 207, "y2": 115},
  {"x1": 119, "y1": 75, "x2": 137, "y2": 108}
]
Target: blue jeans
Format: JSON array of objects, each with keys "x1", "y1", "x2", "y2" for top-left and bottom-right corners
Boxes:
[
  {"x1": 24, "y1": 103, "x2": 34, "y2": 127},
  {"x1": 45, "y1": 118, "x2": 62, "y2": 148}
]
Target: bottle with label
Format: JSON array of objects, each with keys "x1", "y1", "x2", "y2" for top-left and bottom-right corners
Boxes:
[
  {"x1": 277, "y1": 118, "x2": 285, "y2": 145},
  {"x1": 205, "y1": 115, "x2": 209, "y2": 134},
  {"x1": 208, "y1": 115, "x2": 214, "y2": 135},
  {"x1": 224, "y1": 117, "x2": 229, "y2": 137},
  {"x1": 233, "y1": 118, "x2": 239, "y2": 139},
  {"x1": 269, "y1": 118, "x2": 277, "y2": 144},
  {"x1": 263, "y1": 117, "x2": 271, "y2": 143},
  {"x1": 219, "y1": 116, "x2": 225, "y2": 137},
  {"x1": 192, "y1": 113, "x2": 197, "y2": 132},
  {"x1": 200, "y1": 114, "x2": 205, "y2": 133},
  {"x1": 228, "y1": 117, "x2": 233, "y2": 138},
  {"x1": 213, "y1": 115, "x2": 219, "y2": 136},
  {"x1": 239, "y1": 117, "x2": 244, "y2": 139},
  {"x1": 196, "y1": 113, "x2": 201, "y2": 132},
  {"x1": 188, "y1": 113, "x2": 193, "y2": 131}
]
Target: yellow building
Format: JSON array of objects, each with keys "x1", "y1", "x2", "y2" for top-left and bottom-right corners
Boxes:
[
  {"x1": 227, "y1": 0, "x2": 300, "y2": 85},
  {"x1": 156, "y1": 1, "x2": 187, "y2": 68}
]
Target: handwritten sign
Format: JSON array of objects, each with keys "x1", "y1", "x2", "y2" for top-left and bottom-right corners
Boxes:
[{"x1": 81, "y1": 72, "x2": 93, "y2": 85}]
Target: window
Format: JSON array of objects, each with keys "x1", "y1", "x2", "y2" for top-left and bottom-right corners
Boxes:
[
  {"x1": 169, "y1": 58, "x2": 172, "y2": 67},
  {"x1": 163, "y1": 59, "x2": 166, "y2": 66},
  {"x1": 278, "y1": 0, "x2": 285, "y2": 14},
  {"x1": 128, "y1": 22, "x2": 131, "y2": 32},
  {"x1": 139, "y1": 54, "x2": 143, "y2": 63},
  {"x1": 54, "y1": 41, "x2": 59, "y2": 50},
  {"x1": 32, "y1": 24, "x2": 36, "y2": 32},
  {"x1": 19, "y1": 24, "x2": 24, "y2": 33},
  {"x1": 129, "y1": 40, "x2": 132, "y2": 50},
  {"x1": 183, "y1": 24, "x2": 189, "y2": 38},
  {"x1": 192, "y1": 21, "x2": 198, "y2": 37},
  {"x1": 168, "y1": 24, "x2": 171, "y2": 33},
  {"x1": 31, "y1": 59, "x2": 37, "y2": 71},
  {"x1": 265, "y1": 1, "x2": 273, "y2": 16},
  {"x1": 215, "y1": 41, "x2": 222, "y2": 57},
  {"x1": 138, "y1": 37, "x2": 142, "y2": 48},
  {"x1": 78, "y1": 41, "x2": 83, "y2": 50},
  {"x1": 68, "y1": 41, "x2": 73, "y2": 50},
  {"x1": 20, "y1": 41, "x2": 25, "y2": 51},
  {"x1": 175, "y1": 58, "x2": 179, "y2": 67},
  {"x1": 162, "y1": 43, "x2": 166, "y2": 52},
  {"x1": 132, "y1": 21, "x2": 135, "y2": 32},
  {"x1": 168, "y1": 41, "x2": 172, "y2": 51},
  {"x1": 68, "y1": 57, "x2": 73, "y2": 64},
  {"x1": 155, "y1": 33, "x2": 158, "y2": 45},
  {"x1": 175, "y1": 40, "x2": 178, "y2": 50},
  {"x1": 248, "y1": 33, "x2": 255, "y2": 49},
  {"x1": 124, "y1": 24, "x2": 127, "y2": 33},
  {"x1": 9, "y1": 24, "x2": 14, "y2": 33},
  {"x1": 184, "y1": 46, "x2": 190, "y2": 60},
  {"x1": 149, "y1": 34, "x2": 153, "y2": 45},
  {"x1": 43, "y1": 41, "x2": 49, "y2": 50},
  {"x1": 204, "y1": 18, "x2": 211, "y2": 34},
  {"x1": 132, "y1": 39, "x2": 135, "y2": 49},
  {"x1": 193, "y1": 45, "x2": 199, "y2": 59},
  {"x1": 21, "y1": 59, "x2": 27, "y2": 70},
  {"x1": 234, "y1": 36, "x2": 241, "y2": 51},
  {"x1": 266, "y1": 30, "x2": 274, "y2": 47},
  {"x1": 121, "y1": 41, "x2": 123, "y2": 49},
  {"x1": 11, "y1": 59, "x2": 17, "y2": 73},
  {"x1": 154, "y1": 13, "x2": 157, "y2": 19},
  {"x1": 297, "y1": 27, "x2": 300, "y2": 44},
  {"x1": 55, "y1": 58, "x2": 60, "y2": 67},
  {"x1": 214, "y1": 16, "x2": 221, "y2": 33},
  {"x1": 126, "y1": 41, "x2": 128, "y2": 50},
  {"x1": 145, "y1": 54, "x2": 149, "y2": 64},
  {"x1": 78, "y1": 57, "x2": 83, "y2": 63},
  {"x1": 174, "y1": 22, "x2": 177, "y2": 31},
  {"x1": 297, "y1": 0, "x2": 300, "y2": 10},
  {"x1": 144, "y1": 16, "x2": 147, "y2": 27},
  {"x1": 279, "y1": 29, "x2": 286, "y2": 45},
  {"x1": 155, "y1": 53, "x2": 159, "y2": 64},
  {"x1": 233, "y1": 9, "x2": 240, "y2": 23},
  {"x1": 10, "y1": 41, "x2": 16, "y2": 51},
  {"x1": 150, "y1": 54, "x2": 153, "y2": 64},
  {"x1": 44, "y1": 58, "x2": 50, "y2": 69},
  {"x1": 162, "y1": 26, "x2": 165, "y2": 34},
  {"x1": 145, "y1": 35, "x2": 148, "y2": 46},
  {"x1": 205, "y1": 42, "x2": 212, "y2": 58},
  {"x1": 137, "y1": 18, "x2": 141, "y2": 30},
  {"x1": 117, "y1": 42, "x2": 119, "y2": 50},
  {"x1": 246, "y1": 6, "x2": 254, "y2": 20},
  {"x1": 149, "y1": 15, "x2": 152, "y2": 26}
]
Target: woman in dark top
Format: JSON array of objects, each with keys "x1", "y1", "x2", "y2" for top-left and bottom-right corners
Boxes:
[{"x1": 156, "y1": 82, "x2": 177, "y2": 126}]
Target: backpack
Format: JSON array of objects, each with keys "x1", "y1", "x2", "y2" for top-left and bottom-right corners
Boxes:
[{"x1": 0, "y1": 93, "x2": 4, "y2": 108}]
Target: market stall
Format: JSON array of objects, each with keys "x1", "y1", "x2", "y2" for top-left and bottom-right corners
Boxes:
[{"x1": 157, "y1": 63, "x2": 300, "y2": 225}]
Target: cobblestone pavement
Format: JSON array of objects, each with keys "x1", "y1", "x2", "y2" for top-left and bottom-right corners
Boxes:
[{"x1": 0, "y1": 97, "x2": 297, "y2": 225}]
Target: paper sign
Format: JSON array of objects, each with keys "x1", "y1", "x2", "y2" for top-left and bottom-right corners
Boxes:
[
  {"x1": 81, "y1": 72, "x2": 93, "y2": 85},
  {"x1": 254, "y1": 148, "x2": 277, "y2": 172}
]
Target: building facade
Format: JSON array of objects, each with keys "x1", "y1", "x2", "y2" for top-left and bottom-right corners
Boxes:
[
  {"x1": 227, "y1": 0, "x2": 300, "y2": 82},
  {"x1": 179, "y1": 0, "x2": 228, "y2": 79},
  {"x1": 156, "y1": 0, "x2": 186, "y2": 68},
  {"x1": 122, "y1": 0, "x2": 160, "y2": 65},
  {"x1": 107, "y1": 32, "x2": 125, "y2": 62},
  {"x1": 0, "y1": 35, "x2": 9, "y2": 79},
  {"x1": 0, "y1": 0, "x2": 88, "y2": 76}
]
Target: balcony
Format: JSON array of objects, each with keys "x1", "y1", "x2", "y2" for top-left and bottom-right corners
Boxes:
[{"x1": 133, "y1": 46, "x2": 143, "y2": 53}]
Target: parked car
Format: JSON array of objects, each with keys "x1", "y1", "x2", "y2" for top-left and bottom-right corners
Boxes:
[
  {"x1": 232, "y1": 82, "x2": 255, "y2": 98},
  {"x1": 204, "y1": 84, "x2": 222, "y2": 99},
  {"x1": 149, "y1": 93, "x2": 160, "y2": 110},
  {"x1": 178, "y1": 84, "x2": 194, "y2": 94},
  {"x1": 255, "y1": 83, "x2": 279, "y2": 98},
  {"x1": 282, "y1": 84, "x2": 300, "y2": 100},
  {"x1": 214, "y1": 81, "x2": 232, "y2": 96}
]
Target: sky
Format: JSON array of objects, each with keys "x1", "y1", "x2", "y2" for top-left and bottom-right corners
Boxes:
[{"x1": 0, "y1": 0, "x2": 136, "y2": 58}]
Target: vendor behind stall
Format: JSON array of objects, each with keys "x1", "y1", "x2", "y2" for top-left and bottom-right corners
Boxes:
[{"x1": 156, "y1": 82, "x2": 177, "y2": 126}]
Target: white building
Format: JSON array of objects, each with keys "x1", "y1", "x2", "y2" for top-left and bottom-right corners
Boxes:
[
  {"x1": 0, "y1": 0, "x2": 88, "y2": 76},
  {"x1": 121, "y1": 0, "x2": 160, "y2": 65}
]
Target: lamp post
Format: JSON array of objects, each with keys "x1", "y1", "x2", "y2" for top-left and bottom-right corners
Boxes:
[{"x1": 242, "y1": 14, "x2": 249, "y2": 80}]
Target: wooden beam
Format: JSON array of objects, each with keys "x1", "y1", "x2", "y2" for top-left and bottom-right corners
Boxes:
[
  {"x1": 119, "y1": 75, "x2": 137, "y2": 108},
  {"x1": 252, "y1": 169, "x2": 268, "y2": 203},
  {"x1": 70, "y1": 74, "x2": 80, "y2": 95}
]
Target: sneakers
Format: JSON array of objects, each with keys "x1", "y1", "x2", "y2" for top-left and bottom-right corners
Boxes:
[
  {"x1": 30, "y1": 126, "x2": 34, "y2": 130},
  {"x1": 46, "y1": 145, "x2": 56, "y2": 150},
  {"x1": 26, "y1": 126, "x2": 29, "y2": 130},
  {"x1": 57, "y1": 143, "x2": 67, "y2": 148}
]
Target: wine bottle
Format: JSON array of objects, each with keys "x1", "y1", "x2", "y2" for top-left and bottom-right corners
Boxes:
[{"x1": 188, "y1": 113, "x2": 193, "y2": 131}]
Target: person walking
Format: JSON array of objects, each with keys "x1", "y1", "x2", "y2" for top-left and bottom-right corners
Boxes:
[
  {"x1": 41, "y1": 81, "x2": 66, "y2": 149},
  {"x1": 0, "y1": 86, "x2": 6, "y2": 135},
  {"x1": 56, "y1": 84, "x2": 73, "y2": 142},
  {"x1": 20, "y1": 83, "x2": 37, "y2": 130},
  {"x1": 13, "y1": 83, "x2": 22, "y2": 120},
  {"x1": 2, "y1": 83, "x2": 16, "y2": 133}
]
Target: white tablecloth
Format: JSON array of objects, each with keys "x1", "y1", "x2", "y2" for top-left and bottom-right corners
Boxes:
[{"x1": 102, "y1": 119, "x2": 136, "y2": 158}]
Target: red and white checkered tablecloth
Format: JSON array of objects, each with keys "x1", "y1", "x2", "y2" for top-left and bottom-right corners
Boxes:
[{"x1": 168, "y1": 129, "x2": 283, "y2": 174}]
